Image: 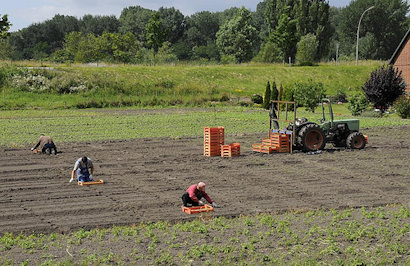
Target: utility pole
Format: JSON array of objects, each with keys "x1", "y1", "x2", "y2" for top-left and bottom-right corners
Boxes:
[
  {"x1": 336, "y1": 43, "x2": 339, "y2": 66},
  {"x1": 356, "y1": 6, "x2": 374, "y2": 66}
]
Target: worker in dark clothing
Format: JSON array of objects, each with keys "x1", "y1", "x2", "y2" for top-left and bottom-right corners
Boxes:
[
  {"x1": 31, "y1": 134, "x2": 57, "y2": 155},
  {"x1": 182, "y1": 182, "x2": 217, "y2": 207}
]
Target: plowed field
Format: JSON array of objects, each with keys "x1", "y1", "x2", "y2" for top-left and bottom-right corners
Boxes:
[{"x1": 0, "y1": 125, "x2": 408, "y2": 234}]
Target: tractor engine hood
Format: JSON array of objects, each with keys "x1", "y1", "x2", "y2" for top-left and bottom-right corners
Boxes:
[{"x1": 322, "y1": 119, "x2": 360, "y2": 131}]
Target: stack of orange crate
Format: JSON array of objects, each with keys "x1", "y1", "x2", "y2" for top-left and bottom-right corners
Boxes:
[
  {"x1": 269, "y1": 133, "x2": 290, "y2": 153},
  {"x1": 204, "y1": 127, "x2": 224, "y2": 156},
  {"x1": 221, "y1": 143, "x2": 240, "y2": 157},
  {"x1": 252, "y1": 132, "x2": 290, "y2": 154}
]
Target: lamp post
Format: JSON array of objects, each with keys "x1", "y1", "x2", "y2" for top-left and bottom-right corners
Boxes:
[{"x1": 356, "y1": 6, "x2": 374, "y2": 66}]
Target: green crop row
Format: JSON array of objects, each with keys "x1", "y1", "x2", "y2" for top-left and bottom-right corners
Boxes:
[
  {"x1": 0, "y1": 205, "x2": 408, "y2": 264},
  {"x1": 1, "y1": 106, "x2": 409, "y2": 147}
]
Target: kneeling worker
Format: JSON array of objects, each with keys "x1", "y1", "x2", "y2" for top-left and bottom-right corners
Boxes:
[
  {"x1": 31, "y1": 134, "x2": 57, "y2": 155},
  {"x1": 182, "y1": 182, "x2": 217, "y2": 207},
  {"x1": 70, "y1": 156, "x2": 94, "y2": 183}
]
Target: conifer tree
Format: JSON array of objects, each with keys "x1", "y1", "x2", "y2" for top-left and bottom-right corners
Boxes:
[
  {"x1": 263, "y1": 81, "x2": 271, "y2": 110},
  {"x1": 271, "y1": 81, "x2": 279, "y2": 110}
]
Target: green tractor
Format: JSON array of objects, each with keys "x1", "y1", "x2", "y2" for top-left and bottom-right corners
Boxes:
[{"x1": 269, "y1": 99, "x2": 367, "y2": 152}]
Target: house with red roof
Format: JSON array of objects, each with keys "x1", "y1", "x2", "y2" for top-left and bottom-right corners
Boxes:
[{"x1": 389, "y1": 29, "x2": 410, "y2": 93}]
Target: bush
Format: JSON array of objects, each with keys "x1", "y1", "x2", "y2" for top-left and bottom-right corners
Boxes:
[
  {"x1": 0, "y1": 67, "x2": 9, "y2": 87},
  {"x1": 328, "y1": 89, "x2": 348, "y2": 103},
  {"x1": 220, "y1": 93, "x2": 229, "y2": 102},
  {"x1": 251, "y1": 94, "x2": 263, "y2": 104},
  {"x1": 293, "y1": 80, "x2": 326, "y2": 112},
  {"x1": 298, "y1": 61, "x2": 317, "y2": 66},
  {"x1": 280, "y1": 86, "x2": 295, "y2": 111},
  {"x1": 51, "y1": 49, "x2": 73, "y2": 63},
  {"x1": 296, "y1": 33, "x2": 318, "y2": 65},
  {"x1": 394, "y1": 95, "x2": 410, "y2": 119},
  {"x1": 362, "y1": 65, "x2": 406, "y2": 112},
  {"x1": 361, "y1": 110, "x2": 383, "y2": 118},
  {"x1": 220, "y1": 55, "x2": 236, "y2": 64},
  {"x1": 254, "y1": 41, "x2": 284, "y2": 63},
  {"x1": 348, "y1": 93, "x2": 369, "y2": 116}
]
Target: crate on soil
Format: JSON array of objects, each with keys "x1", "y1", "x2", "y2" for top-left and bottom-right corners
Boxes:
[
  {"x1": 221, "y1": 143, "x2": 240, "y2": 157},
  {"x1": 252, "y1": 143, "x2": 263, "y2": 152},
  {"x1": 78, "y1": 179, "x2": 104, "y2": 186},
  {"x1": 182, "y1": 204, "x2": 214, "y2": 214},
  {"x1": 204, "y1": 127, "x2": 225, "y2": 157},
  {"x1": 268, "y1": 133, "x2": 289, "y2": 147},
  {"x1": 253, "y1": 132, "x2": 290, "y2": 154}
]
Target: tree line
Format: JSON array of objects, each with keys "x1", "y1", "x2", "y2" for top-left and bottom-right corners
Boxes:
[{"x1": 1, "y1": 0, "x2": 409, "y2": 64}]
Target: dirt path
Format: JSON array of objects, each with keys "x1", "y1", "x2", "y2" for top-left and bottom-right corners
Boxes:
[{"x1": 0, "y1": 126, "x2": 408, "y2": 234}]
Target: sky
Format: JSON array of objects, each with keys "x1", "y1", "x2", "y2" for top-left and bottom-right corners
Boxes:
[{"x1": 3, "y1": 0, "x2": 352, "y2": 32}]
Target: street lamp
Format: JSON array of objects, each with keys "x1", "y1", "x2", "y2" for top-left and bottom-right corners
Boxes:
[{"x1": 356, "y1": 6, "x2": 374, "y2": 66}]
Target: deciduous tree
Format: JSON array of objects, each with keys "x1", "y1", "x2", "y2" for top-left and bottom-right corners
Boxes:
[
  {"x1": 216, "y1": 7, "x2": 258, "y2": 63},
  {"x1": 158, "y1": 7, "x2": 185, "y2": 44},
  {"x1": 0, "y1": 14, "x2": 11, "y2": 39},
  {"x1": 80, "y1": 14, "x2": 119, "y2": 35},
  {"x1": 146, "y1": 12, "x2": 168, "y2": 65},
  {"x1": 261, "y1": 0, "x2": 331, "y2": 62},
  {"x1": 337, "y1": 0, "x2": 409, "y2": 60},
  {"x1": 119, "y1": 6, "x2": 153, "y2": 43}
]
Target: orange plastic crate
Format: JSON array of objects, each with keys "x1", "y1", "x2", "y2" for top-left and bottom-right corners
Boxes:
[
  {"x1": 78, "y1": 179, "x2": 104, "y2": 186},
  {"x1": 270, "y1": 134, "x2": 289, "y2": 147},
  {"x1": 262, "y1": 138, "x2": 275, "y2": 146},
  {"x1": 252, "y1": 143, "x2": 263, "y2": 152},
  {"x1": 204, "y1": 147, "x2": 221, "y2": 156},
  {"x1": 260, "y1": 145, "x2": 274, "y2": 154},
  {"x1": 221, "y1": 143, "x2": 240, "y2": 157},
  {"x1": 204, "y1": 145, "x2": 222, "y2": 150},
  {"x1": 182, "y1": 204, "x2": 214, "y2": 214},
  {"x1": 205, "y1": 152, "x2": 221, "y2": 156},
  {"x1": 204, "y1": 140, "x2": 225, "y2": 145},
  {"x1": 204, "y1": 135, "x2": 224, "y2": 141},
  {"x1": 272, "y1": 146, "x2": 290, "y2": 153},
  {"x1": 204, "y1": 126, "x2": 224, "y2": 132},
  {"x1": 204, "y1": 127, "x2": 225, "y2": 156}
]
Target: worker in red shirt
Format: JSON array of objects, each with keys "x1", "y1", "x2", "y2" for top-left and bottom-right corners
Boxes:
[{"x1": 182, "y1": 182, "x2": 217, "y2": 207}]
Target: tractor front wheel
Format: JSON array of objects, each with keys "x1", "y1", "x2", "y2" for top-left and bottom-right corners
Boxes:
[
  {"x1": 297, "y1": 123, "x2": 326, "y2": 152},
  {"x1": 346, "y1": 132, "x2": 366, "y2": 149}
]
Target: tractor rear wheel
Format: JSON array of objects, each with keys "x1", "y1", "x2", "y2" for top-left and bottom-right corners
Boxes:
[
  {"x1": 297, "y1": 123, "x2": 326, "y2": 152},
  {"x1": 346, "y1": 132, "x2": 366, "y2": 149}
]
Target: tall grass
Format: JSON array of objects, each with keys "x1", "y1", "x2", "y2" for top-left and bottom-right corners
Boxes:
[{"x1": 0, "y1": 61, "x2": 383, "y2": 110}]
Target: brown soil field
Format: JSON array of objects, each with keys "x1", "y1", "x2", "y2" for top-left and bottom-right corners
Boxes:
[{"x1": 0, "y1": 125, "x2": 408, "y2": 235}]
